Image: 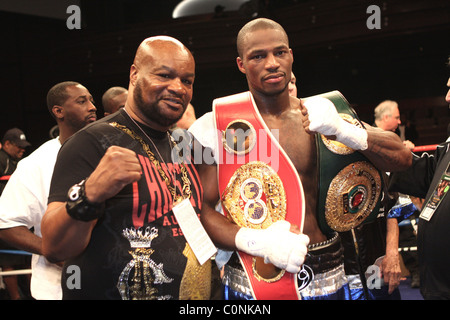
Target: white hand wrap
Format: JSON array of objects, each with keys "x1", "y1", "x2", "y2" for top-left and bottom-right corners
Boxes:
[
  {"x1": 235, "y1": 220, "x2": 310, "y2": 274},
  {"x1": 303, "y1": 96, "x2": 368, "y2": 151}
]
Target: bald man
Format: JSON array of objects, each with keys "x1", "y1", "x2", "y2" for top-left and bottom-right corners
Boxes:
[
  {"x1": 41, "y1": 36, "x2": 210, "y2": 300},
  {"x1": 102, "y1": 86, "x2": 128, "y2": 116}
]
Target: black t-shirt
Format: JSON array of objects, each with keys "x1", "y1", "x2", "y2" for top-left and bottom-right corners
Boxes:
[
  {"x1": 49, "y1": 109, "x2": 204, "y2": 299},
  {"x1": 390, "y1": 142, "x2": 450, "y2": 299}
]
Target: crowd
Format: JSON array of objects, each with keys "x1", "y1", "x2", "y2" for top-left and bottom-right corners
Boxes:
[{"x1": 0, "y1": 17, "x2": 449, "y2": 300}]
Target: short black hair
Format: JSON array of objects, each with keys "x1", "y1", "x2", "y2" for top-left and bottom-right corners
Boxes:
[
  {"x1": 236, "y1": 18, "x2": 289, "y2": 58},
  {"x1": 46, "y1": 81, "x2": 81, "y2": 118}
]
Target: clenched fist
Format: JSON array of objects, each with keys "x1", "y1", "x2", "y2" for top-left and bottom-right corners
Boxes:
[
  {"x1": 300, "y1": 96, "x2": 368, "y2": 151},
  {"x1": 235, "y1": 220, "x2": 310, "y2": 274},
  {"x1": 84, "y1": 146, "x2": 142, "y2": 203}
]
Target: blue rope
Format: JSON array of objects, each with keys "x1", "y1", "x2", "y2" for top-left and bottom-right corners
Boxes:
[{"x1": 0, "y1": 249, "x2": 32, "y2": 256}]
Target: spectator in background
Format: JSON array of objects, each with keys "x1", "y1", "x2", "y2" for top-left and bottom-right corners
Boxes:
[
  {"x1": 288, "y1": 72, "x2": 297, "y2": 97},
  {"x1": 0, "y1": 128, "x2": 31, "y2": 194},
  {"x1": 338, "y1": 99, "x2": 412, "y2": 300},
  {"x1": 0, "y1": 127, "x2": 31, "y2": 299},
  {"x1": 176, "y1": 103, "x2": 196, "y2": 129},
  {"x1": 374, "y1": 99, "x2": 421, "y2": 289},
  {"x1": 374, "y1": 100, "x2": 415, "y2": 150},
  {"x1": 0, "y1": 81, "x2": 97, "y2": 299},
  {"x1": 102, "y1": 86, "x2": 128, "y2": 116}
]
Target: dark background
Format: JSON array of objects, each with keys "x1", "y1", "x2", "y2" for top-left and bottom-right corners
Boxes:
[{"x1": 1, "y1": 0, "x2": 449, "y2": 153}]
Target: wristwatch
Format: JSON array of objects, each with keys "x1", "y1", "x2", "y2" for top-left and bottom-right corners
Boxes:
[{"x1": 66, "y1": 179, "x2": 105, "y2": 222}]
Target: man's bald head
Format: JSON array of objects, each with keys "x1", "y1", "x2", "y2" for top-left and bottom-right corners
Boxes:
[
  {"x1": 133, "y1": 36, "x2": 194, "y2": 69},
  {"x1": 102, "y1": 86, "x2": 128, "y2": 116},
  {"x1": 236, "y1": 18, "x2": 289, "y2": 58}
]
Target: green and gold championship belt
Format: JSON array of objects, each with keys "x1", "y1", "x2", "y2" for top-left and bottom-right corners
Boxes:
[
  {"x1": 304, "y1": 91, "x2": 383, "y2": 234},
  {"x1": 214, "y1": 91, "x2": 305, "y2": 300}
]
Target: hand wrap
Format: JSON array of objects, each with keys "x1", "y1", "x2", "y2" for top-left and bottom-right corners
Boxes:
[
  {"x1": 303, "y1": 96, "x2": 368, "y2": 151},
  {"x1": 235, "y1": 221, "x2": 309, "y2": 274}
]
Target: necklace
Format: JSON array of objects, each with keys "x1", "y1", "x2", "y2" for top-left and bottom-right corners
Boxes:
[
  {"x1": 124, "y1": 108, "x2": 174, "y2": 176},
  {"x1": 111, "y1": 109, "x2": 191, "y2": 204}
]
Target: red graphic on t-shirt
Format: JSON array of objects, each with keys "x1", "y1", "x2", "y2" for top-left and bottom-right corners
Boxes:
[{"x1": 131, "y1": 154, "x2": 202, "y2": 229}]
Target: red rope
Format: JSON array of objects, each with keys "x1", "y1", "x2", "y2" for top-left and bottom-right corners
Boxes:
[{"x1": 412, "y1": 144, "x2": 438, "y2": 152}]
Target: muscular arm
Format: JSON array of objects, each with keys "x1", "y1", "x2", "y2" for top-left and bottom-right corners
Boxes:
[
  {"x1": 362, "y1": 124, "x2": 412, "y2": 172},
  {"x1": 300, "y1": 99, "x2": 412, "y2": 172},
  {"x1": 197, "y1": 161, "x2": 240, "y2": 251},
  {"x1": 41, "y1": 146, "x2": 142, "y2": 262},
  {"x1": 41, "y1": 202, "x2": 97, "y2": 263}
]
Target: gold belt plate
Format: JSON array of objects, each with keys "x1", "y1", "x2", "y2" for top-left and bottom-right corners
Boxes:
[
  {"x1": 325, "y1": 161, "x2": 381, "y2": 232},
  {"x1": 221, "y1": 161, "x2": 286, "y2": 229},
  {"x1": 222, "y1": 161, "x2": 288, "y2": 283}
]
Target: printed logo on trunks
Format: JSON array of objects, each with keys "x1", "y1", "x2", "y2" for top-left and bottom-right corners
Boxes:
[{"x1": 297, "y1": 264, "x2": 314, "y2": 292}]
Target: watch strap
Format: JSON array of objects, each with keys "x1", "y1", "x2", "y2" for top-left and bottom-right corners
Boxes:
[{"x1": 66, "y1": 179, "x2": 105, "y2": 222}]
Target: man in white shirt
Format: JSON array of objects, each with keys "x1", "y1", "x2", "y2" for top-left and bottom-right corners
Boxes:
[{"x1": 0, "y1": 81, "x2": 97, "y2": 299}]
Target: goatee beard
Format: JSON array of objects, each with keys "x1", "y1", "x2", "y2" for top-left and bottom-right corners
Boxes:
[{"x1": 133, "y1": 82, "x2": 183, "y2": 128}]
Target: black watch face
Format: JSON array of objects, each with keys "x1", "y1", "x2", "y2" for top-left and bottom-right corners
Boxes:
[{"x1": 68, "y1": 185, "x2": 82, "y2": 201}]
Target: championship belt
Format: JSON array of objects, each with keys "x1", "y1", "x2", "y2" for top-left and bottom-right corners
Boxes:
[
  {"x1": 214, "y1": 91, "x2": 305, "y2": 300},
  {"x1": 305, "y1": 91, "x2": 383, "y2": 234}
]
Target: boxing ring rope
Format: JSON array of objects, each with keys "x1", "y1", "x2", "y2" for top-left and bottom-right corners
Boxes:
[
  {"x1": 0, "y1": 269, "x2": 32, "y2": 276},
  {"x1": 412, "y1": 144, "x2": 438, "y2": 153},
  {"x1": 0, "y1": 250, "x2": 32, "y2": 276}
]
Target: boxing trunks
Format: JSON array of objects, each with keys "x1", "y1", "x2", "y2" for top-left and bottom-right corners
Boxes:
[{"x1": 223, "y1": 233, "x2": 351, "y2": 300}]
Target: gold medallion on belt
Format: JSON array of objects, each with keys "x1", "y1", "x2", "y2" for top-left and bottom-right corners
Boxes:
[
  {"x1": 325, "y1": 161, "x2": 382, "y2": 232},
  {"x1": 221, "y1": 161, "x2": 286, "y2": 229},
  {"x1": 221, "y1": 161, "x2": 288, "y2": 282}
]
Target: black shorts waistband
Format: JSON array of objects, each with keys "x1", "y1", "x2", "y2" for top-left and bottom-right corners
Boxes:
[{"x1": 304, "y1": 233, "x2": 344, "y2": 274}]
